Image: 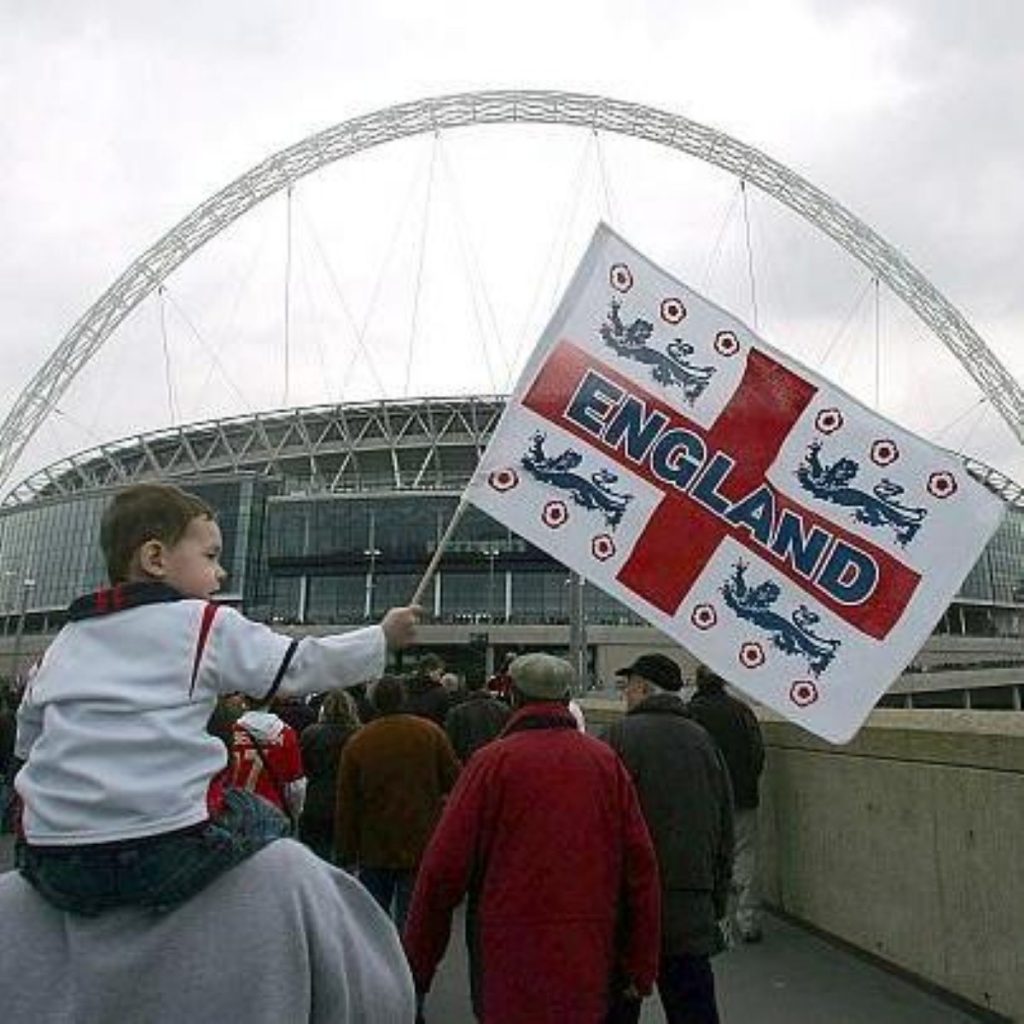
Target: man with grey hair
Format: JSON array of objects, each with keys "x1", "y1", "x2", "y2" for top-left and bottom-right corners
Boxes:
[
  {"x1": 605, "y1": 654, "x2": 734, "y2": 1024},
  {"x1": 404, "y1": 653, "x2": 660, "y2": 1024}
]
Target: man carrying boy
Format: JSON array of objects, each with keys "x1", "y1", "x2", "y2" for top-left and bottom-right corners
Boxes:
[{"x1": 14, "y1": 482, "x2": 418, "y2": 915}]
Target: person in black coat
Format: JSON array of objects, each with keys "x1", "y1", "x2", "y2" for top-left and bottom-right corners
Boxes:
[
  {"x1": 444, "y1": 676, "x2": 511, "y2": 762},
  {"x1": 404, "y1": 654, "x2": 449, "y2": 727},
  {"x1": 605, "y1": 654, "x2": 734, "y2": 1024},
  {"x1": 275, "y1": 696, "x2": 319, "y2": 736},
  {"x1": 299, "y1": 691, "x2": 361, "y2": 861},
  {"x1": 686, "y1": 665, "x2": 765, "y2": 944}
]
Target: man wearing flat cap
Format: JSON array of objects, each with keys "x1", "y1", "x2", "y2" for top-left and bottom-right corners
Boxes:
[
  {"x1": 404, "y1": 653, "x2": 660, "y2": 1024},
  {"x1": 604, "y1": 654, "x2": 734, "y2": 1024}
]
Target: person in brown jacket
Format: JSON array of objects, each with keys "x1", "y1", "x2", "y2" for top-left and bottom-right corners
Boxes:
[{"x1": 335, "y1": 675, "x2": 460, "y2": 929}]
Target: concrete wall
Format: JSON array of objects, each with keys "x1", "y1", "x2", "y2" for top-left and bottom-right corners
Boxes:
[{"x1": 759, "y1": 710, "x2": 1024, "y2": 1022}]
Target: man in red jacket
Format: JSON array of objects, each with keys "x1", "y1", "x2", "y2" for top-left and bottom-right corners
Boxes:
[{"x1": 403, "y1": 653, "x2": 660, "y2": 1024}]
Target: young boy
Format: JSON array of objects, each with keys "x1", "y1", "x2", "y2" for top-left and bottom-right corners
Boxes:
[{"x1": 14, "y1": 482, "x2": 418, "y2": 915}]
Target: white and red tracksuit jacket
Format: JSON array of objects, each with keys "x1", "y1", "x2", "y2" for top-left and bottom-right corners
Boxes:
[{"x1": 15, "y1": 582, "x2": 384, "y2": 846}]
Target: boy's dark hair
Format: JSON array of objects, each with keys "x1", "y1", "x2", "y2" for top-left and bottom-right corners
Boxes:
[
  {"x1": 101, "y1": 483, "x2": 215, "y2": 584},
  {"x1": 370, "y1": 676, "x2": 406, "y2": 716}
]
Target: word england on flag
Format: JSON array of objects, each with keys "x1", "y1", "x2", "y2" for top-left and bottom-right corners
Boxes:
[{"x1": 467, "y1": 224, "x2": 1005, "y2": 743}]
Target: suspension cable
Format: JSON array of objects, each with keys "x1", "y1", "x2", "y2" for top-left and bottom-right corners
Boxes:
[
  {"x1": 814, "y1": 274, "x2": 875, "y2": 371},
  {"x1": 157, "y1": 285, "x2": 178, "y2": 424},
  {"x1": 403, "y1": 133, "x2": 440, "y2": 398},
  {"x1": 932, "y1": 395, "x2": 990, "y2": 443},
  {"x1": 188, "y1": 210, "x2": 274, "y2": 420},
  {"x1": 296, "y1": 195, "x2": 389, "y2": 400},
  {"x1": 39, "y1": 413, "x2": 69, "y2": 468},
  {"x1": 283, "y1": 185, "x2": 294, "y2": 407},
  {"x1": 593, "y1": 128, "x2": 617, "y2": 225},
  {"x1": 548, "y1": 131, "x2": 597, "y2": 313},
  {"x1": 335, "y1": 144, "x2": 431, "y2": 402},
  {"x1": 437, "y1": 137, "x2": 502, "y2": 391},
  {"x1": 161, "y1": 288, "x2": 254, "y2": 411},
  {"x1": 504, "y1": 131, "x2": 597, "y2": 391},
  {"x1": 51, "y1": 406, "x2": 108, "y2": 451},
  {"x1": 873, "y1": 276, "x2": 881, "y2": 410},
  {"x1": 740, "y1": 179, "x2": 759, "y2": 331},
  {"x1": 702, "y1": 181, "x2": 741, "y2": 292},
  {"x1": 290, "y1": 208, "x2": 335, "y2": 404},
  {"x1": 951, "y1": 399, "x2": 993, "y2": 457}
]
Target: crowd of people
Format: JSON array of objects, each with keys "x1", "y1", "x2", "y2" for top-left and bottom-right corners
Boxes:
[{"x1": 0, "y1": 482, "x2": 766, "y2": 1024}]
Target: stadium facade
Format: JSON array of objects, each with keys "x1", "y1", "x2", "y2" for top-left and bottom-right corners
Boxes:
[{"x1": 2, "y1": 396, "x2": 1023, "y2": 708}]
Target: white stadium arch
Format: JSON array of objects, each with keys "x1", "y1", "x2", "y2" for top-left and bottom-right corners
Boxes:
[{"x1": 2, "y1": 89, "x2": 1022, "y2": 498}]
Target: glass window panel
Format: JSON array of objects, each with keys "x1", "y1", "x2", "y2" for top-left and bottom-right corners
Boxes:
[{"x1": 440, "y1": 570, "x2": 496, "y2": 623}]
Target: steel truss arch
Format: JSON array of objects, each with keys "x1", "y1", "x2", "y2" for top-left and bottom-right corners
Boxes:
[
  {"x1": 3, "y1": 89, "x2": 1022, "y2": 497},
  {"x1": 2, "y1": 395, "x2": 506, "y2": 507}
]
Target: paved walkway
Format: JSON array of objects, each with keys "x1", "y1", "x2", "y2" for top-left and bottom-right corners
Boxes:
[
  {"x1": 424, "y1": 906, "x2": 987, "y2": 1024},
  {"x1": 0, "y1": 834, "x2": 987, "y2": 1022}
]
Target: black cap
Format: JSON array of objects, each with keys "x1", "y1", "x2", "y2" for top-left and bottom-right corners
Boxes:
[{"x1": 616, "y1": 654, "x2": 683, "y2": 692}]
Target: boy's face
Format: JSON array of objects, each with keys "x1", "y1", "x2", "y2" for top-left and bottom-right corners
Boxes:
[{"x1": 144, "y1": 515, "x2": 227, "y2": 599}]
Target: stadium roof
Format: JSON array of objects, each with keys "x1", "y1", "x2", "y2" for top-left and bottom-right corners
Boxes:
[
  {"x1": 2, "y1": 395, "x2": 505, "y2": 508},
  {"x1": 4, "y1": 393, "x2": 1022, "y2": 512}
]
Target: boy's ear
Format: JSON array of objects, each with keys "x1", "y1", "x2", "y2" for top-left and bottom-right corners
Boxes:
[{"x1": 136, "y1": 539, "x2": 168, "y2": 579}]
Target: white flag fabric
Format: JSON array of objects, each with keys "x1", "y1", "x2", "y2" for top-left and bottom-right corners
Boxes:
[{"x1": 466, "y1": 224, "x2": 1005, "y2": 743}]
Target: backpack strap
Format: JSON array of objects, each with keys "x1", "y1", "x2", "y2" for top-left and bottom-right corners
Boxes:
[{"x1": 237, "y1": 725, "x2": 297, "y2": 830}]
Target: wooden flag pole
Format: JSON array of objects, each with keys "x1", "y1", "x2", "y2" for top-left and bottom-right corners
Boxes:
[{"x1": 409, "y1": 494, "x2": 473, "y2": 608}]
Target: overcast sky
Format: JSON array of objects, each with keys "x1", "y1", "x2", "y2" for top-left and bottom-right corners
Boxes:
[{"x1": 2, "y1": 0, "x2": 1023, "y2": 494}]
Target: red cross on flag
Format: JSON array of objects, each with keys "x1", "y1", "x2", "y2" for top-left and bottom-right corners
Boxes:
[{"x1": 467, "y1": 224, "x2": 1005, "y2": 742}]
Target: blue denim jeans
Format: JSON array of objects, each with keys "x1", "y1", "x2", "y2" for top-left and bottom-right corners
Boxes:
[{"x1": 17, "y1": 788, "x2": 289, "y2": 916}]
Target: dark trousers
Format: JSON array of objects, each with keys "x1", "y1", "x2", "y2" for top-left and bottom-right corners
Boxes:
[
  {"x1": 606, "y1": 953, "x2": 720, "y2": 1024},
  {"x1": 359, "y1": 866, "x2": 415, "y2": 931}
]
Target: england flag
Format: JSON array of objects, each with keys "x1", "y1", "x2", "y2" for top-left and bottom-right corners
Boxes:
[{"x1": 466, "y1": 224, "x2": 1005, "y2": 743}]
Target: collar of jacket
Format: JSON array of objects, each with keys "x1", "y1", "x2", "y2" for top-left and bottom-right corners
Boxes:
[
  {"x1": 502, "y1": 702, "x2": 578, "y2": 736},
  {"x1": 68, "y1": 581, "x2": 188, "y2": 621},
  {"x1": 689, "y1": 687, "x2": 726, "y2": 707},
  {"x1": 627, "y1": 691, "x2": 688, "y2": 718}
]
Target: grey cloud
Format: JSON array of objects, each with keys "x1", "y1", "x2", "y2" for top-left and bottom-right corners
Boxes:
[{"x1": 2, "y1": 0, "x2": 1024, "y2": 488}]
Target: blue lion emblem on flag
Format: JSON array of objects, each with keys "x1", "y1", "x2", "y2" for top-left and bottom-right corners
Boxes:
[
  {"x1": 599, "y1": 299, "x2": 715, "y2": 402},
  {"x1": 796, "y1": 441, "x2": 927, "y2": 547},
  {"x1": 722, "y1": 561, "x2": 840, "y2": 677},
  {"x1": 521, "y1": 433, "x2": 633, "y2": 529}
]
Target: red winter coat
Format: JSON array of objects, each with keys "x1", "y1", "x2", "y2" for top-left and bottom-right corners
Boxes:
[{"x1": 403, "y1": 703, "x2": 659, "y2": 1024}]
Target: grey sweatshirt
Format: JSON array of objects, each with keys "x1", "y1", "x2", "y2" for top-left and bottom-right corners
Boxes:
[{"x1": 0, "y1": 840, "x2": 414, "y2": 1023}]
